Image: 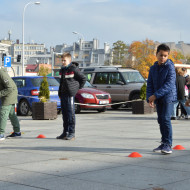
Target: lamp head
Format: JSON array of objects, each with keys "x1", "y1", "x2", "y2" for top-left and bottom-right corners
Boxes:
[
  {"x1": 72, "y1": 31, "x2": 78, "y2": 35},
  {"x1": 35, "y1": 2, "x2": 40, "y2": 5}
]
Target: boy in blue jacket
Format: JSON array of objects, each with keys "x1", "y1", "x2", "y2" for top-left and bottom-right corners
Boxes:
[{"x1": 146, "y1": 44, "x2": 177, "y2": 154}]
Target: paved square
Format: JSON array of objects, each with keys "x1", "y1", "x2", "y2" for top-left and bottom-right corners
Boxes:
[{"x1": 1, "y1": 109, "x2": 190, "y2": 190}]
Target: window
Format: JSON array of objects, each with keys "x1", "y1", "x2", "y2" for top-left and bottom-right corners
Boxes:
[
  {"x1": 31, "y1": 78, "x2": 59, "y2": 87},
  {"x1": 13, "y1": 79, "x2": 26, "y2": 88},
  {"x1": 122, "y1": 72, "x2": 145, "y2": 83},
  {"x1": 94, "y1": 72, "x2": 108, "y2": 84},
  {"x1": 108, "y1": 73, "x2": 123, "y2": 84},
  {"x1": 84, "y1": 73, "x2": 92, "y2": 82},
  {"x1": 93, "y1": 54, "x2": 98, "y2": 63}
]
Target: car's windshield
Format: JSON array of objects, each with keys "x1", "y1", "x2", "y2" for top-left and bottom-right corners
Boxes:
[
  {"x1": 84, "y1": 81, "x2": 93, "y2": 88},
  {"x1": 31, "y1": 78, "x2": 59, "y2": 87},
  {"x1": 122, "y1": 72, "x2": 145, "y2": 83}
]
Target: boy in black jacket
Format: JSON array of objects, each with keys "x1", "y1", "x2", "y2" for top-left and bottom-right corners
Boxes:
[{"x1": 57, "y1": 53, "x2": 86, "y2": 140}]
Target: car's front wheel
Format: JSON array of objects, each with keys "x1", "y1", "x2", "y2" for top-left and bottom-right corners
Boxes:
[{"x1": 18, "y1": 99, "x2": 32, "y2": 116}]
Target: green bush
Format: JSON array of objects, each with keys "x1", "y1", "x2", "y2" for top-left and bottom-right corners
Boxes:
[
  {"x1": 140, "y1": 83, "x2": 147, "y2": 100},
  {"x1": 39, "y1": 77, "x2": 50, "y2": 103}
]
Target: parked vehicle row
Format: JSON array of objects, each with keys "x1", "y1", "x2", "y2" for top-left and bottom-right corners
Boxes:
[{"x1": 12, "y1": 66, "x2": 145, "y2": 116}]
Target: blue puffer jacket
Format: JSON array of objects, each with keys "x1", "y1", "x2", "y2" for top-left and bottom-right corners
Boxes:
[{"x1": 146, "y1": 59, "x2": 177, "y2": 104}]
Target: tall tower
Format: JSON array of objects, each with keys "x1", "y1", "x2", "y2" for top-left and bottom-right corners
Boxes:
[{"x1": 8, "y1": 30, "x2": 12, "y2": 40}]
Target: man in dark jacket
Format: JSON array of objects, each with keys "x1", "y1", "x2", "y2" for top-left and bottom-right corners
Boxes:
[
  {"x1": 57, "y1": 53, "x2": 86, "y2": 140},
  {"x1": 171, "y1": 68, "x2": 187, "y2": 120},
  {"x1": 147, "y1": 44, "x2": 177, "y2": 154},
  {"x1": 0, "y1": 67, "x2": 21, "y2": 140}
]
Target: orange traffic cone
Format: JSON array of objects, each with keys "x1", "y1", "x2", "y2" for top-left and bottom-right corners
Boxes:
[
  {"x1": 37, "y1": 134, "x2": 46, "y2": 138},
  {"x1": 128, "y1": 152, "x2": 142, "y2": 158},
  {"x1": 173, "y1": 145, "x2": 185, "y2": 150}
]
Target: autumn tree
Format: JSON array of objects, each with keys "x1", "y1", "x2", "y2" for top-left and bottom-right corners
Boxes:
[
  {"x1": 125, "y1": 39, "x2": 185, "y2": 79},
  {"x1": 112, "y1": 40, "x2": 128, "y2": 65},
  {"x1": 125, "y1": 39, "x2": 157, "y2": 78},
  {"x1": 169, "y1": 50, "x2": 184, "y2": 64}
]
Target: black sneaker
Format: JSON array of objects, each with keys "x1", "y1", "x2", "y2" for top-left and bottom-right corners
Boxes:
[
  {"x1": 56, "y1": 132, "x2": 68, "y2": 140},
  {"x1": 6, "y1": 132, "x2": 21, "y2": 138},
  {"x1": 66, "y1": 133, "x2": 75, "y2": 140},
  {"x1": 161, "y1": 144, "x2": 172, "y2": 154},
  {"x1": 153, "y1": 144, "x2": 164, "y2": 153}
]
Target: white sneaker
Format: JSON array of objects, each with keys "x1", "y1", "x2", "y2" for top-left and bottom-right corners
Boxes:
[{"x1": 0, "y1": 134, "x2": 5, "y2": 141}]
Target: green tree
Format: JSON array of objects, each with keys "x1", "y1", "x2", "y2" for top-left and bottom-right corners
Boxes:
[
  {"x1": 39, "y1": 77, "x2": 50, "y2": 103},
  {"x1": 140, "y1": 83, "x2": 147, "y2": 100},
  {"x1": 112, "y1": 40, "x2": 128, "y2": 65}
]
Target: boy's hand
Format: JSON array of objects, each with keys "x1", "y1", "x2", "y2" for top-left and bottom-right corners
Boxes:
[
  {"x1": 149, "y1": 101, "x2": 154, "y2": 108},
  {"x1": 148, "y1": 95, "x2": 156, "y2": 108}
]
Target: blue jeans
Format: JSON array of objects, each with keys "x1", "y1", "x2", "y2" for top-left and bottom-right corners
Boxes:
[
  {"x1": 171, "y1": 99, "x2": 190, "y2": 117},
  {"x1": 156, "y1": 102, "x2": 173, "y2": 146},
  {"x1": 60, "y1": 95, "x2": 75, "y2": 134}
]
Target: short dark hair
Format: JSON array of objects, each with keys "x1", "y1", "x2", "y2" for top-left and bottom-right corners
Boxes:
[{"x1": 156, "y1": 44, "x2": 170, "y2": 54}]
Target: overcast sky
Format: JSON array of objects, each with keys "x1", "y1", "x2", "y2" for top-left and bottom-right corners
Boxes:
[{"x1": 1, "y1": 0, "x2": 190, "y2": 49}]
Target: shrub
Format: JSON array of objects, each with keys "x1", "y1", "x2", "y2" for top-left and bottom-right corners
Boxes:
[
  {"x1": 38, "y1": 65, "x2": 50, "y2": 76},
  {"x1": 140, "y1": 83, "x2": 147, "y2": 100},
  {"x1": 39, "y1": 77, "x2": 50, "y2": 103}
]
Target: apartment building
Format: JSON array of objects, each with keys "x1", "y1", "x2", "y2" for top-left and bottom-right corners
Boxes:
[
  {"x1": 54, "y1": 38, "x2": 113, "y2": 67},
  {"x1": 11, "y1": 40, "x2": 46, "y2": 63}
]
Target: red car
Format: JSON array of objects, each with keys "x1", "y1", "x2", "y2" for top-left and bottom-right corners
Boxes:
[
  {"x1": 75, "y1": 81, "x2": 111, "y2": 113},
  {"x1": 55, "y1": 77, "x2": 111, "y2": 113}
]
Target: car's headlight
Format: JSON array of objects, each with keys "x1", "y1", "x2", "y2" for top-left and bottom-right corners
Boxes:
[{"x1": 81, "y1": 93, "x2": 94, "y2": 99}]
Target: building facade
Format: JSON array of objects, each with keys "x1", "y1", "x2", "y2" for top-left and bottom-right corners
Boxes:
[
  {"x1": 11, "y1": 40, "x2": 46, "y2": 64},
  {"x1": 54, "y1": 38, "x2": 113, "y2": 67}
]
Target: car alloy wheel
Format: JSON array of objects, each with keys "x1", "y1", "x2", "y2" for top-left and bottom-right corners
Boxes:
[{"x1": 19, "y1": 99, "x2": 32, "y2": 116}]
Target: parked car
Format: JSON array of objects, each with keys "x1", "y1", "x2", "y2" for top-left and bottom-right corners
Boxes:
[
  {"x1": 80, "y1": 66, "x2": 145, "y2": 109},
  {"x1": 55, "y1": 77, "x2": 111, "y2": 113},
  {"x1": 12, "y1": 76, "x2": 61, "y2": 116}
]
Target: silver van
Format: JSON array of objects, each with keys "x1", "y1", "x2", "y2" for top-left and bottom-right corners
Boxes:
[{"x1": 80, "y1": 66, "x2": 145, "y2": 109}]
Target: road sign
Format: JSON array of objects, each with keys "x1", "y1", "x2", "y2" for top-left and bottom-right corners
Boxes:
[{"x1": 4, "y1": 56, "x2": 11, "y2": 67}]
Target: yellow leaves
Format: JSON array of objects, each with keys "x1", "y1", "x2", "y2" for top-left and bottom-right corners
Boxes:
[
  {"x1": 168, "y1": 50, "x2": 183, "y2": 64},
  {"x1": 126, "y1": 39, "x2": 157, "y2": 79}
]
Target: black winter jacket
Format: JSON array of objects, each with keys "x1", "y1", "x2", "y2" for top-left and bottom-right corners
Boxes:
[
  {"x1": 176, "y1": 74, "x2": 186, "y2": 100},
  {"x1": 58, "y1": 62, "x2": 86, "y2": 97}
]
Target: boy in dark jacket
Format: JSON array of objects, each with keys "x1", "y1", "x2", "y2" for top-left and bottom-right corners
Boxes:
[
  {"x1": 57, "y1": 53, "x2": 86, "y2": 140},
  {"x1": 146, "y1": 44, "x2": 177, "y2": 154}
]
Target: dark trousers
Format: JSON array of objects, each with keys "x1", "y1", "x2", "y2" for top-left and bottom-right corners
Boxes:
[
  {"x1": 61, "y1": 95, "x2": 75, "y2": 134},
  {"x1": 156, "y1": 102, "x2": 173, "y2": 146}
]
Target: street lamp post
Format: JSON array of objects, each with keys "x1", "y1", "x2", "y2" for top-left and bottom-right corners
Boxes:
[
  {"x1": 72, "y1": 31, "x2": 85, "y2": 66},
  {"x1": 22, "y1": 1, "x2": 40, "y2": 76}
]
